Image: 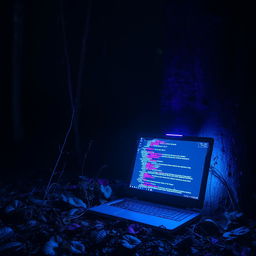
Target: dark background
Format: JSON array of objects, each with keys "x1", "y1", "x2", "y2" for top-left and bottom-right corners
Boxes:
[{"x1": 0, "y1": 0, "x2": 255, "y2": 212}]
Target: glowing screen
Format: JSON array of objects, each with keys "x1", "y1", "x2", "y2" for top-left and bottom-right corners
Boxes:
[{"x1": 130, "y1": 137, "x2": 209, "y2": 199}]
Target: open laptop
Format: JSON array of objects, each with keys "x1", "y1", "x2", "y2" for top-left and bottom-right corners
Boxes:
[{"x1": 88, "y1": 134, "x2": 214, "y2": 231}]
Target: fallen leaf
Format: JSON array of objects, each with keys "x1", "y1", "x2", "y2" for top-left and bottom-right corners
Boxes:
[
  {"x1": 100, "y1": 185, "x2": 112, "y2": 199},
  {"x1": 0, "y1": 227, "x2": 14, "y2": 240},
  {"x1": 5, "y1": 200, "x2": 22, "y2": 213},
  {"x1": 223, "y1": 226, "x2": 250, "y2": 240},
  {"x1": 66, "y1": 223, "x2": 81, "y2": 231},
  {"x1": 60, "y1": 194, "x2": 87, "y2": 208},
  {"x1": 91, "y1": 229, "x2": 108, "y2": 244},
  {"x1": 121, "y1": 234, "x2": 141, "y2": 249},
  {"x1": 43, "y1": 236, "x2": 62, "y2": 256},
  {"x1": 128, "y1": 223, "x2": 142, "y2": 234},
  {"x1": 69, "y1": 241, "x2": 86, "y2": 254}
]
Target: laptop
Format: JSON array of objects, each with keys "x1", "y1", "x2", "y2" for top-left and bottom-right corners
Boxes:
[{"x1": 88, "y1": 134, "x2": 214, "y2": 231}]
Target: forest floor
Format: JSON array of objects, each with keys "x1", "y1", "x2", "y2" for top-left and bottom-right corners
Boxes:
[{"x1": 0, "y1": 177, "x2": 255, "y2": 255}]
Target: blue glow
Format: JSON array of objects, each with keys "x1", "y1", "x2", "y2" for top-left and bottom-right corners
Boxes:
[
  {"x1": 165, "y1": 133, "x2": 183, "y2": 137},
  {"x1": 162, "y1": 121, "x2": 236, "y2": 211},
  {"x1": 198, "y1": 118, "x2": 237, "y2": 210}
]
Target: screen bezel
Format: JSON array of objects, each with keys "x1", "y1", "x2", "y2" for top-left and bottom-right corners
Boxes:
[{"x1": 128, "y1": 135, "x2": 214, "y2": 209}]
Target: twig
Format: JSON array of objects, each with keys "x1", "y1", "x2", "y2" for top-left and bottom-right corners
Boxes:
[
  {"x1": 55, "y1": 163, "x2": 66, "y2": 185},
  {"x1": 44, "y1": 108, "x2": 75, "y2": 200},
  {"x1": 73, "y1": 0, "x2": 92, "y2": 164},
  {"x1": 81, "y1": 139, "x2": 94, "y2": 176},
  {"x1": 210, "y1": 166, "x2": 238, "y2": 210},
  {"x1": 75, "y1": 0, "x2": 92, "y2": 107},
  {"x1": 66, "y1": 209, "x2": 88, "y2": 221},
  {"x1": 95, "y1": 164, "x2": 108, "y2": 179},
  {"x1": 44, "y1": 0, "x2": 93, "y2": 200},
  {"x1": 59, "y1": 0, "x2": 74, "y2": 109}
]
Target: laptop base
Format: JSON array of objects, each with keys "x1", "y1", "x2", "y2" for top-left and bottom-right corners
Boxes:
[{"x1": 88, "y1": 198, "x2": 200, "y2": 231}]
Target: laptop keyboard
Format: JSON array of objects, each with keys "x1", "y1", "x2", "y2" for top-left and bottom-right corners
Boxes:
[{"x1": 111, "y1": 200, "x2": 193, "y2": 222}]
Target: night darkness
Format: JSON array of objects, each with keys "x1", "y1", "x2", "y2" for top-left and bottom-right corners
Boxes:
[{"x1": 0, "y1": 0, "x2": 256, "y2": 255}]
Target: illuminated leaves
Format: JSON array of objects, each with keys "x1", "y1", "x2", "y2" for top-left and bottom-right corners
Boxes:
[{"x1": 0, "y1": 178, "x2": 255, "y2": 255}]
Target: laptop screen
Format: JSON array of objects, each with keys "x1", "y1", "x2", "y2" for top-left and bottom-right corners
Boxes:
[{"x1": 129, "y1": 137, "x2": 211, "y2": 200}]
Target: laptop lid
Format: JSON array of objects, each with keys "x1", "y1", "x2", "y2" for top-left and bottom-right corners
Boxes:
[{"x1": 129, "y1": 135, "x2": 214, "y2": 209}]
